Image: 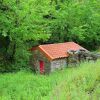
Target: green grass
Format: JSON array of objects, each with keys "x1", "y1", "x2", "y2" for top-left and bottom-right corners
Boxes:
[{"x1": 0, "y1": 61, "x2": 100, "y2": 100}]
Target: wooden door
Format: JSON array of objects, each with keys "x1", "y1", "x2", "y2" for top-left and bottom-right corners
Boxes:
[{"x1": 39, "y1": 61, "x2": 44, "y2": 74}]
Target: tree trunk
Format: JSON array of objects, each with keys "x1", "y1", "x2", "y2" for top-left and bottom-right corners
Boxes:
[{"x1": 10, "y1": 43, "x2": 16, "y2": 61}]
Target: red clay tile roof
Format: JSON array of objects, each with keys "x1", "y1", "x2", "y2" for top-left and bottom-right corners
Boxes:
[{"x1": 32, "y1": 42, "x2": 87, "y2": 61}]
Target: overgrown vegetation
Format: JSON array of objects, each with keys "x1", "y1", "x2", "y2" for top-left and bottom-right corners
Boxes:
[
  {"x1": 0, "y1": 0, "x2": 100, "y2": 71},
  {"x1": 0, "y1": 0, "x2": 100, "y2": 99},
  {"x1": 0, "y1": 61, "x2": 100, "y2": 100}
]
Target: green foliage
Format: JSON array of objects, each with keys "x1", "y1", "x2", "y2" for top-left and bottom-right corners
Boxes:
[
  {"x1": 0, "y1": 61, "x2": 100, "y2": 100},
  {"x1": 48, "y1": 0, "x2": 100, "y2": 49},
  {"x1": 0, "y1": 0, "x2": 100, "y2": 71},
  {"x1": 0, "y1": 0, "x2": 51, "y2": 71}
]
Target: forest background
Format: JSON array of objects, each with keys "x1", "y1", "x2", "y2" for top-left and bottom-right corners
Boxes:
[{"x1": 0, "y1": 0, "x2": 100, "y2": 72}]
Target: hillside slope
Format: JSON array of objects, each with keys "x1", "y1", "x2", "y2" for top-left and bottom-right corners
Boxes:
[{"x1": 0, "y1": 61, "x2": 100, "y2": 100}]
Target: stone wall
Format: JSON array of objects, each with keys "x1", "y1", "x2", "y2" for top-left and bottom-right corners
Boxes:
[
  {"x1": 31, "y1": 50, "x2": 51, "y2": 74},
  {"x1": 50, "y1": 58, "x2": 67, "y2": 72},
  {"x1": 97, "y1": 54, "x2": 100, "y2": 59},
  {"x1": 31, "y1": 50, "x2": 67, "y2": 73}
]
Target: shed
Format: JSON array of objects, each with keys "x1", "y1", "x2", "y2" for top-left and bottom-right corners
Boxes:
[{"x1": 30, "y1": 42, "x2": 86, "y2": 74}]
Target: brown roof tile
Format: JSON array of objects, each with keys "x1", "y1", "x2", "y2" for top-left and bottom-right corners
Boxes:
[{"x1": 32, "y1": 42, "x2": 87, "y2": 61}]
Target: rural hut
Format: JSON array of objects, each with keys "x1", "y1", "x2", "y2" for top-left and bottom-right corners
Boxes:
[{"x1": 30, "y1": 42, "x2": 86, "y2": 74}]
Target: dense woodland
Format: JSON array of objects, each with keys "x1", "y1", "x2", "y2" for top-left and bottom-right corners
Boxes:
[{"x1": 0, "y1": 0, "x2": 100, "y2": 72}]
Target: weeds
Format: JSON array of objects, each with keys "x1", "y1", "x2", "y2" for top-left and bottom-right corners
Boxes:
[{"x1": 0, "y1": 61, "x2": 100, "y2": 100}]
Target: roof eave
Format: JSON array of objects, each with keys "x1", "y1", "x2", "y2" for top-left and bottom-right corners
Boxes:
[{"x1": 38, "y1": 46, "x2": 53, "y2": 61}]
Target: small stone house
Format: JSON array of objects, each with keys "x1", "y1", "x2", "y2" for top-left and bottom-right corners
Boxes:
[{"x1": 30, "y1": 42, "x2": 86, "y2": 74}]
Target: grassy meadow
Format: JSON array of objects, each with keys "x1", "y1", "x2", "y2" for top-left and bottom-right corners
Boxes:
[{"x1": 0, "y1": 61, "x2": 100, "y2": 100}]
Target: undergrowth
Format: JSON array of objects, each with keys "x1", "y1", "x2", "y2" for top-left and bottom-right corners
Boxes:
[{"x1": 0, "y1": 61, "x2": 100, "y2": 100}]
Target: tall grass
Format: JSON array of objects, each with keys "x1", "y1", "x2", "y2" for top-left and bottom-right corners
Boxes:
[
  {"x1": 0, "y1": 61, "x2": 100, "y2": 100},
  {"x1": 50, "y1": 61, "x2": 100, "y2": 100}
]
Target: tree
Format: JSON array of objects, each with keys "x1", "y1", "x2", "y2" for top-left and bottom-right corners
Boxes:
[
  {"x1": 0, "y1": 0, "x2": 100, "y2": 72},
  {"x1": 0, "y1": 0, "x2": 50, "y2": 71},
  {"x1": 48, "y1": 0, "x2": 100, "y2": 50}
]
